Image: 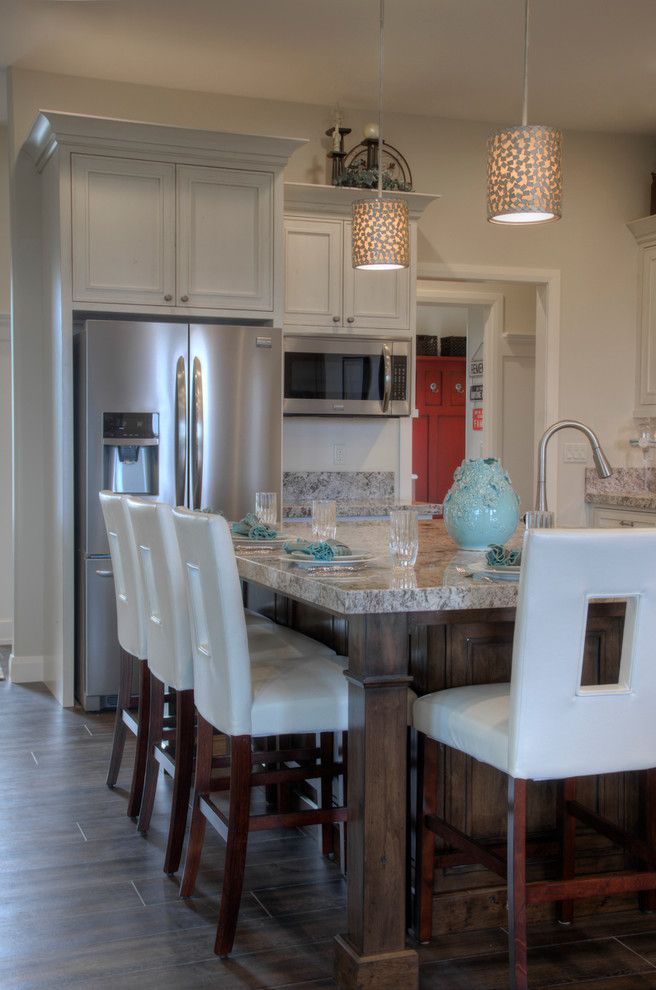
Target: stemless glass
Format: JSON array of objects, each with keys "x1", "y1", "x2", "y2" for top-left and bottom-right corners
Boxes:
[
  {"x1": 312, "y1": 499, "x2": 337, "y2": 540},
  {"x1": 254, "y1": 491, "x2": 278, "y2": 527},
  {"x1": 389, "y1": 508, "x2": 419, "y2": 567}
]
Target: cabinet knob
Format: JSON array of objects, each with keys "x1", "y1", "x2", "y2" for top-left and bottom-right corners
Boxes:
[
  {"x1": 429, "y1": 382, "x2": 439, "y2": 392},
  {"x1": 180, "y1": 295, "x2": 190, "y2": 303},
  {"x1": 332, "y1": 315, "x2": 340, "y2": 323},
  {"x1": 347, "y1": 317, "x2": 355, "y2": 324},
  {"x1": 454, "y1": 382, "x2": 463, "y2": 393},
  {"x1": 164, "y1": 294, "x2": 173, "y2": 302}
]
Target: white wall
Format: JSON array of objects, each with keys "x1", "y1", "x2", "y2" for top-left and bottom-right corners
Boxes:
[
  {"x1": 0, "y1": 126, "x2": 12, "y2": 644},
  {"x1": 284, "y1": 418, "x2": 399, "y2": 481}
]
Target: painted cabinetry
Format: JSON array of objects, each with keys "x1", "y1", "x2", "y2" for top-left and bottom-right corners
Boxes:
[
  {"x1": 413, "y1": 356, "x2": 466, "y2": 503},
  {"x1": 590, "y1": 505, "x2": 656, "y2": 528},
  {"x1": 72, "y1": 155, "x2": 276, "y2": 314},
  {"x1": 283, "y1": 215, "x2": 409, "y2": 330},
  {"x1": 628, "y1": 214, "x2": 656, "y2": 415}
]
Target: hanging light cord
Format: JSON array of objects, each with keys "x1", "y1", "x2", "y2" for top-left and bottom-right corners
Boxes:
[
  {"x1": 521, "y1": 0, "x2": 530, "y2": 126},
  {"x1": 377, "y1": 0, "x2": 384, "y2": 199}
]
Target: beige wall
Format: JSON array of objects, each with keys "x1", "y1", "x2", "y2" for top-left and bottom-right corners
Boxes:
[
  {"x1": 6, "y1": 67, "x2": 656, "y2": 526},
  {"x1": 0, "y1": 126, "x2": 12, "y2": 642}
]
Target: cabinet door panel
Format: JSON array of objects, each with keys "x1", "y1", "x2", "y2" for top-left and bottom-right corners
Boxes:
[
  {"x1": 177, "y1": 165, "x2": 273, "y2": 312},
  {"x1": 284, "y1": 218, "x2": 342, "y2": 326},
  {"x1": 72, "y1": 155, "x2": 175, "y2": 306},
  {"x1": 342, "y1": 221, "x2": 410, "y2": 330}
]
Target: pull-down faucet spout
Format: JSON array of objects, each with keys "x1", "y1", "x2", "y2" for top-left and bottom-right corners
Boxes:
[{"x1": 531, "y1": 420, "x2": 612, "y2": 528}]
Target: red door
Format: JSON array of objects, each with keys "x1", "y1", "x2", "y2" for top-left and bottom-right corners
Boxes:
[{"x1": 413, "y1": 357, "x2": 466, "y2": 503}]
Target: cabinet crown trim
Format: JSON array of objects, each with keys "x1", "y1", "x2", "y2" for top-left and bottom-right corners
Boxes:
[
  {"x1": 627, "y1": 214, "x2": 656, "y2": 246},
  {"x1": 24, "y1": 111, "x2": 307, "y2": 173},
  {"x1": 284, "y1": 182, "x2": 440, "y2": 220}
]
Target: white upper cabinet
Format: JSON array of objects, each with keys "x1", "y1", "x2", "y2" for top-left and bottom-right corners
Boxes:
[
  {"x1": 176, "y1": 165, "x2": 273, "y2": 312},
  {"x1": 72, "y1": 155, "x2": 275, "y2": 314},
  {"x1": 283, "y1": 215, "x2": 410, "y2": 331},
  {"x1": 284, "y1": 218, "x2": 343, "y2": 326},
  {"x1": 342, "y1": 221, "x2": 410, "y2": 330},
  {"x1": 72, "y1": 155, "x2": 176, "y2": 307}
]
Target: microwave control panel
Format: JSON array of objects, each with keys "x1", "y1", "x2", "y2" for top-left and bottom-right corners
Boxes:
[{"x1": 391, "y1": 356, "x2": 408, "y2": 400}]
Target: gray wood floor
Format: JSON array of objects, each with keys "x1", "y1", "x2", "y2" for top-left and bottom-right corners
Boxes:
[{"x1": 5, "y1": 648, "x2": 656, "y2": 989}]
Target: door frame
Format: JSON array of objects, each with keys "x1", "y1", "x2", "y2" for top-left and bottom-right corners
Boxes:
[{"x1": 416, "y1": 262, "x2": 561, "y2": 514}]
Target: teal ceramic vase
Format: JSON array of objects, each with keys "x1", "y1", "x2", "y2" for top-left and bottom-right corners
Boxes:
[{"x1": 443, "y1": 457, "x2": 520, "y2": 550}]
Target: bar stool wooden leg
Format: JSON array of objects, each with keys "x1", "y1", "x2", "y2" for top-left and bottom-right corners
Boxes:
[
  {"x1": 341, "y1": 731, "x2": 348, "y2": 873},
  {"x1": 180, "y1": 714, "x2": 213, "y2": 898},
  {"x1": 127, "y1": 662, "x2": 151, "y2": 819},
  {"x1": 415, "y1": 734, "x2": 438, "y2": 943},
  {"x1": 137, "y1": 675, "x2": 165, "y2": 835},
  {"x1": 164, "y1": 688, "x2": 195, "y2": 875},
  {"x1": 106, "y1": 649, "x2": 133, "y2": 788},
  {"x1": 215, "y1": 735, "x2": 252, "y2": 958},
  {"x1": 558, "y1": 777, "x2": 577, "y2": 924},
  {"x1": 508, "y1": 777, "x2": 528, "y2": 990},
  {"x1": 320, "y1": 731, "x2": 335, "y2": 857}
]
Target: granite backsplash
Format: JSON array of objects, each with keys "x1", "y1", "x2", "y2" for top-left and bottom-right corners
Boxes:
[{"x1": 283, "y1": 471, "x2": 395, "y2": 502}]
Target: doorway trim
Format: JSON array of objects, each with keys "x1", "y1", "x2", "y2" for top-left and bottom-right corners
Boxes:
[{"x1": 416, "y1": 262, "x2": 561, "y2": 514}]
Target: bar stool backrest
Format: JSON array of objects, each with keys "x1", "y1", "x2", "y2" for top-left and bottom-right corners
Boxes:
[
  {"x1": 509, "y1": 527, "x2": 656, "y2": 781},
  {"x1": 126, "y1": 498, "x2": 193, "y2": 692},
  {"x1": 99, "y1": 491, "x2": 147, "y2": 660},
  {"x1": 172, "y1": 507, "x2": 252, "y2": 736}
]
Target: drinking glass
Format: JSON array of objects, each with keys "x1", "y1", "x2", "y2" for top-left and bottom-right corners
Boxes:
[
  {"x1": 312, "y1": 499, "x2": 337, "y2": 540},
  {"x1": 254, "y1": 491, "x2": 278, "y2": 527},
  {"x1": 389, "y1": 508, "x2": 419, "y2": 567}
]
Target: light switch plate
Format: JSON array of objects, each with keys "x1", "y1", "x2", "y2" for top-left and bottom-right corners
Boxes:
[{"x1": 564, "y1": 443, "x2": 589, "y2": 463}]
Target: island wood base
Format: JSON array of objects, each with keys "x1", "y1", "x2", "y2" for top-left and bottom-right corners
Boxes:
[{"x1": 334, "y1": 935, "x2": 418, "y2": 990}]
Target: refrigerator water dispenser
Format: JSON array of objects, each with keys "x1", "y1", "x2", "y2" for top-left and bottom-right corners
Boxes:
[{"x1": 102, "y1": 411, "x2": 159, "y2": 495}]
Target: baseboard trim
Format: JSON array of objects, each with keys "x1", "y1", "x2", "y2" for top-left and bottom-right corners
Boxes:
[
  {"x1": 9, "y1": 654, "x2": 45, "y2": 683},
  {"x1": 0, "y1": 619, "x2": 13, "y2": 645}
]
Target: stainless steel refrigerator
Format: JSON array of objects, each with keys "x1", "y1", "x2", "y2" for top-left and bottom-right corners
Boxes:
[{"x1": 74, "y1": 319, "x2": 282, "y2": 711}]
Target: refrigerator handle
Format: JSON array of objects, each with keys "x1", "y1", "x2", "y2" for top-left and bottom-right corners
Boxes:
[
  {"x1": 175, "y1": 355, "x2": 187, "y2": 506},
  {"x1": 191, "y1": 356, "x2": 204, "y2": 510}
]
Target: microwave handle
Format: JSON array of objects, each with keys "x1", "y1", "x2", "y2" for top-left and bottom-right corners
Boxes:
[{"x1": 381, "y1": 343, "x2": 392, "y2": 413}]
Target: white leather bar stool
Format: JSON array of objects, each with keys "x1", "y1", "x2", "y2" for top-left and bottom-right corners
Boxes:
[
  {"x1": 414, "y1": 528, "x2": 656, "y2": 990},
  {"x1": 172, "y1": 506, "x2": 349, "y2": 957},
  {"x1": 99, "y1": 491, "x2": 151, "y2": 819},
  {"x1": 126, "y1": 497, "x2": 197, "y2": 875}
]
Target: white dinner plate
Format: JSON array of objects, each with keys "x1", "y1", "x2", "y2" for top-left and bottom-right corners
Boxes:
[
  {"x1": 277, "y1": 549, "x2": 376, "y2": 567},
  {"x1": 232, "y1": 534, "x2": 289, "y2": 547}
]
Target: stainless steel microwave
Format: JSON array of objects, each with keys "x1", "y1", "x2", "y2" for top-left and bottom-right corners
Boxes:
[{"x1": 283, "y1": 335, "x2": 411, "y2": 417}]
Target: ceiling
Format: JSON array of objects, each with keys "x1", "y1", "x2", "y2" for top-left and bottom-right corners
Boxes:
[{"x1": 1, "y1": 0, "x2": 656, "y2": 134}]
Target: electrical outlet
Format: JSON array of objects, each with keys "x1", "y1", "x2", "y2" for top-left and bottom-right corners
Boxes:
[
  {"x1": 333, "y1": 444, "x2": 346, "y2": 466},
  {"x1": 564, "y1": 443, "x2": 589, "y2": 464}
]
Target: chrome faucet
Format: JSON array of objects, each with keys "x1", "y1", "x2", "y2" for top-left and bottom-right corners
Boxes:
[{"x1": 528, "y1": 420, "x2": 613, "y2": 528}]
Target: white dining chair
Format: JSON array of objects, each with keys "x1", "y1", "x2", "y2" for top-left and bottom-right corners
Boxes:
[
  {"x1": 99, "y1": 491, "x2": 150, "y2": 819},
  {"x1": 413, "y1": 527, "x2": 656, "y2": 990},
  {"x1": 172, "y1": 506, "x2": 349, "y2": 957},
  {"x1": 126, "y1": 497, "x2": 196, "y2": 875}
]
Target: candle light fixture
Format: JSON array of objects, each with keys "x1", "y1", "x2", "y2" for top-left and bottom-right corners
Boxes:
[
  {"x1": 351, "y1": 0, "x2": 409, "y2": 270},
  {"x1": 487, "y1": 0, "x2": 562, "y2": 225}
]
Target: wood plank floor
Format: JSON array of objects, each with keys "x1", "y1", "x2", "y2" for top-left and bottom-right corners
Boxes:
[{"x1": 4, "y1": 649, "x2": 656, "y2": 989}]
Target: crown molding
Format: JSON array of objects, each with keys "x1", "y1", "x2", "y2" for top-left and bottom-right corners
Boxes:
[
  {"x1": 284, "y1": 182, "x2": 440, "y2": 221},
  {"x1": 23, "y1": 111, "x2": 308, "y2": 173}
]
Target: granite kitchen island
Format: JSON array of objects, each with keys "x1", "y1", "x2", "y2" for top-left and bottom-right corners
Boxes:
[{"x1": 236, "y1": 520, "x2": 629, "y2": 990}]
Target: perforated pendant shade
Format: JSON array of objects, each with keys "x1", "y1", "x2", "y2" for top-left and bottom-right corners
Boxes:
[
  {"x1": 487, "y1": 124, "x2": 563, "y2": 224},
  {"x1": 351, "y1": 198, "x2": 409, "y2": 270}
]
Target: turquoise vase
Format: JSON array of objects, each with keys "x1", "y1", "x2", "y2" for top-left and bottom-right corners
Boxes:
[{"x1": 443, "y1": 457, "x2": 520, "y2": 550}]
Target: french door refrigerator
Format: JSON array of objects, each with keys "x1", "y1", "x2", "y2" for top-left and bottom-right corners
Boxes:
[{"x1": 74, "y1": 319, "x2": 282, "y2": 710}]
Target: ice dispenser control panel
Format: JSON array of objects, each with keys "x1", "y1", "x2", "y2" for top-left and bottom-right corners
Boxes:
[{"x1": 102, "y1": 412, "x2": 159, "y2": 495}]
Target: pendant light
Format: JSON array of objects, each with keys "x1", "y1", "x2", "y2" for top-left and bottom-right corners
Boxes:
[
  {"x1": 352, "y1": 0, "x2": 409, "y2": 269},
  {"x1": 487, "y1": 0, "x2": 562, "y2": 224}
]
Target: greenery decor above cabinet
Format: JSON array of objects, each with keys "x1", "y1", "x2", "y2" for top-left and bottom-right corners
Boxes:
[
  {"x1": 283, "y1": 182, "x2": 439, "y2": 335},
  {"x1": 72, "y1": 155, "x2": 274, "y2": 313}
]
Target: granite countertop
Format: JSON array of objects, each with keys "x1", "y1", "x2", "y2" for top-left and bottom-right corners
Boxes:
[
  {"x1": 235, "y1": 519, "x2": 521, "y2": 616},
  {"x1": 584, "y1": 467, "x2": 656, "y2": 511},
  {"x1": 281, "y1": 499, "x2": 442, "y2": 520}
]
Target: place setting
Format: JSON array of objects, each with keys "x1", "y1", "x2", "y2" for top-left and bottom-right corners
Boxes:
[{"x1": 276, "y1": 498, "x2": 376, "y2": 574}]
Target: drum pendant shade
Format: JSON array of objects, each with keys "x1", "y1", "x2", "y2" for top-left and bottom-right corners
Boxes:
[
  {"x1": 352, "y1": 198, "x2": 409, "y2": 270},
  {"x1": 487, "y1": 124, "x2": 562, "y2": 224}
]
